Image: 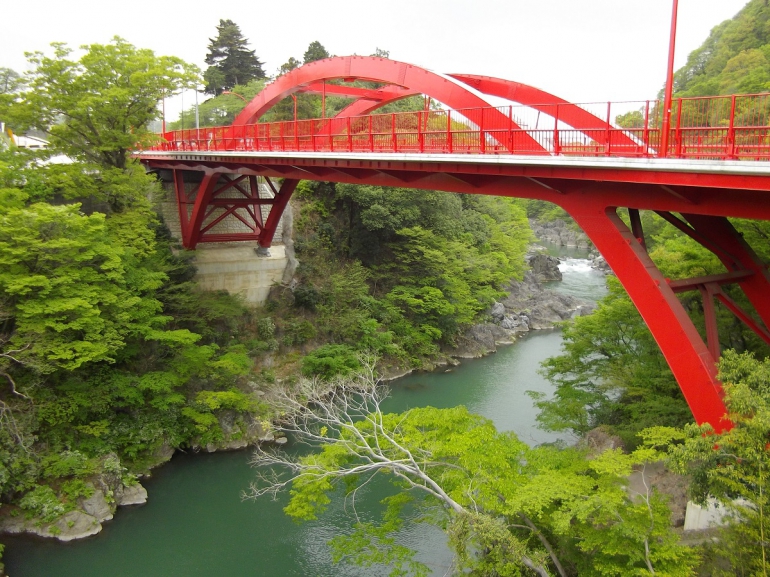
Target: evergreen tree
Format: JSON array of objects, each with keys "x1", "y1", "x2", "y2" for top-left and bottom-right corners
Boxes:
[
  {"x1": 278, "y1": 56, "x2": 301, "y2": 76},
  {"x1": 302, "y1": 40, "x2": 330, "y2": 64},
  {"x1": 204, "y1": 19, "x2": 265, "y2": 95}
]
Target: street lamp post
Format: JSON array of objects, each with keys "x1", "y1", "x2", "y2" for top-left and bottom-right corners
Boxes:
[
  {"x1": 660, "y1": 0, "x2": 680, "y2": 158},
  {"x1": 195, "y1": 87, "x2": 200, "y2": 131}
]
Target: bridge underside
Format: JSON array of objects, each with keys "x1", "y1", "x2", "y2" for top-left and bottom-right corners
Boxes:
[{"x1": 141, "y1": 151, "x2": 770, "y2": 432}]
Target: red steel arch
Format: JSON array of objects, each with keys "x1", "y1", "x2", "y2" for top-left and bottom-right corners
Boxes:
[
  {"x1": 448, "y1": 74, "x2": 639, "y2": 148},
  {"x1": 233, "y1": 56, "x2": 546, "y2": 153}
]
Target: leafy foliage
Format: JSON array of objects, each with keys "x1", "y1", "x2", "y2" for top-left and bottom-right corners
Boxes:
[
  {"x1": 301, "y1": 344, "x2": 362, "y2": 379},
  {"x1": 673, "y1": 0, "x2": 770, "y2": 97},
  {"x1": 0, "y1": 39, "x2": 270, "y2": 518},
  {"x1": 2, "y1": 38, "x2": 198, "y2": 170},
  {"x1": 657, "y1": 351, "x2": 770, "y2": 576},
  {"x1": 275, "y1": 180, "x2": 532, "y2": 370},
  {"x1": 532, "y1": 277, "x2": 690, "y2": 447},
  {"x1": 249, "y1": 368, "x2": 698, "y2": 576}
]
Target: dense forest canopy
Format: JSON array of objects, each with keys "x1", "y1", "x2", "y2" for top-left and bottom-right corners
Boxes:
[{"x1": 674, "y1": 0, "x2": 770, "y2": 96}]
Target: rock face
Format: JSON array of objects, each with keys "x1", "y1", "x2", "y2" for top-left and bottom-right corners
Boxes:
[
  {"x1": 451, "y1": 270, "x2": 593, "y2": 357},
  {"x1": 0, "y1": 510, "x2": 103, "y2": 542},
  {"x1": 200, "y1": 410, "x2": 269, "y2": 453},
  {"x1": 529, "y1": 219, "x2": 590, "y2": 249},
  {"x1": 628, "y1": 461, "x2": 689, "y2": 528},
  {"x1": 115, "y1": 484, "x2": 148, "y2": 507},
  {"x1": 527, "y1": 252, "x2": 562, "y2": 282},
  {"x1": 502, "y1": 271, "x2": 593, "y2": 330},
  {"x1": 0, "y1": 477, "x2": 149, "y2": 542},
  {"x1": 590, "y1": 255, "x2": 613, "y2": 275},
  {"x1": 80, "y1": 488, "x2": 113, "y2": 523},
  {"x1": 580, "y1": 426, "x2": 625, "y2": 457}
]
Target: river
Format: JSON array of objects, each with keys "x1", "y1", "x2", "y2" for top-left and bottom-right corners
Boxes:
[{"x1": 4, "y1": 252, "x2": 607, "y2": 577}]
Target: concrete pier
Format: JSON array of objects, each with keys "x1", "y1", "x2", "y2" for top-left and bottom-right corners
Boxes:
[{"x1": 191, "y1": 243, "x2": 288, "y2": 304}]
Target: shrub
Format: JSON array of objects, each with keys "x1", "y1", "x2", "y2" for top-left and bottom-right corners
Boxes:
[
  {"x1": 19, "y1": 485, "x2": 68, "y2": 523},
  {"x1": 41, "y1": 451, "x2": 96, "y2": 480},
  {"x1": 301, "y1": 344, "x2": 362, "y2": 380}
]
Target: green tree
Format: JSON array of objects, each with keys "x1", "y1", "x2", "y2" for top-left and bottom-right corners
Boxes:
[
  {"x1": 303, "y1": 41, "x2": 330, "y2": 64},
  {"x1": 659, "y1": 350, "x2": 770, "y2": 576},
  {"x1": 615, "y1": 109, "x2": 645, "y2": 129},
  {"x1": 532, "y1": 277, "x2": 690, "y2": 447},
  {"x1": 3, "y1": 38, "x2": 198, "y2": 170},
  {"x1": 0, "y1": 38, "x2": 264, "y2": 514},
  {"x1": 0, "y1": 68, "x2": 23, "y2": 95},
  {"x1": 0, "y1": 201, "x2": 175, "y2": 372},
  {"x1": 278, "y1": 56, "x2": 301, "y2": 75},
  {"x1": 204, "y1": 19, "x2": 265, "y2": 95},
  {"x1": 248, "y1": 363, "x2": 698, "y2": 576},
  {"x1": 172, "y1": 78, "x2": 266, "y2": 129}
]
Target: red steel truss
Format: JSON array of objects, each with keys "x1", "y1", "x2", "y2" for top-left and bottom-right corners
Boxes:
[{"x1": 138, "y1": 56, "x2": 770, "y2": 432}]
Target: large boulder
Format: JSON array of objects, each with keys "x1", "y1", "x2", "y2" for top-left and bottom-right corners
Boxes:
[
  {"x1": 591, "y1": 255, "x2": 613, "y2": 275},
  {"x1": 80, "y1": 487, "x2": 113, "y2": 523},
  {"x1": 527, "y1": 253, "x2": 562, "y2": 282},
  {"x1": 115, "y1": 483, "x2": 148, "y2": 506},
  {"x1": 451, "y1": 323, "x2": 515, "y2": 358},
  {"x1": 501, "y1": 272, "x2": 593, "y2": 329},
  {"x1": 0, "y1": 510, "x2": 102, "y2": 542}
]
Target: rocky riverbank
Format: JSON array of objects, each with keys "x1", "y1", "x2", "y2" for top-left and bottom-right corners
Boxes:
[
  {"x1": 0, "y1": 409, "x2": 285, "y2": 545},
  {"x1": 0, "y1": 455, "x2": 148, "y2": 543},
  {"x1": 450, "y1": 251, "x2": 597, "y2": 358}
]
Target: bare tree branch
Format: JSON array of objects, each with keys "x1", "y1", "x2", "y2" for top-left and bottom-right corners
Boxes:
[{"x1": 244, "y1": 355, "x2": 552, "y2": 576}]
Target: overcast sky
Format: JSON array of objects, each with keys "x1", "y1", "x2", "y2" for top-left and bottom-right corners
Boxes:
[{"x1": 1, "y1": 0, "x2": 750, "y2": 119}]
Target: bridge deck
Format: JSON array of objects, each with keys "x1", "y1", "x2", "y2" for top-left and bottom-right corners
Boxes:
[{"x1": 139, "y1": 150, "x2": 770, "y2": 202}]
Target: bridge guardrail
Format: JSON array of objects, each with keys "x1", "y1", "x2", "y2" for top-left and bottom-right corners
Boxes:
[{"x1": 150, "y1": 93, "x2": 770, "y2": 161}]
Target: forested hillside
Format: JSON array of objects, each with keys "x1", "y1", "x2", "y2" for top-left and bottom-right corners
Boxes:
[{"x1": 674, "y1": 0, "x2": 770, "y2": 96}]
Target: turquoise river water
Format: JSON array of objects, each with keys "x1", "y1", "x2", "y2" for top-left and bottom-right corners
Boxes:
[{"x1": 4, "y1": 252, "x2": 607, "y2": 577}]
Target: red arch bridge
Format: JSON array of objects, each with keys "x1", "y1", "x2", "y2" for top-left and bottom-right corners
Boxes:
[{"x1": 137, "y1": 56, "x2": 770, "y2": 433}]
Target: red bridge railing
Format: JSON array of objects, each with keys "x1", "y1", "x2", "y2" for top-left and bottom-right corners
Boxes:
[{"x1": 150, "y1": 93, "x2": 770, "y2": 161}]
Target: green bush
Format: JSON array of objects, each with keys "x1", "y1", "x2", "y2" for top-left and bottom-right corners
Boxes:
[
  {"x1": 293, "y1": 285, "x2": 321, "y2": 310},
  {"x1": 60, "y1": 479, "x2": 94, "y2": 502},
  {"x1": 284, "y1": 320, "x2": 317, "y2": 345},
  {"x1": 41, "y1": 451, "x2": 96, "y2": 480},
  {"x1": 301, "y1": 344, "x2": 362, "y2": 380},
  {"x1": 19, "y1": 485, "x2": 68, "y2": 523}
]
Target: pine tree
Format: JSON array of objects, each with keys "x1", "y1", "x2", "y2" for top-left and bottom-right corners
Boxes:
[{"x1": 204, "y1": 19, "x2": 265, "y2": 95}]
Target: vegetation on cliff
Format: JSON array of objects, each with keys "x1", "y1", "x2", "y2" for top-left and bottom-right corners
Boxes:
[
  {"x1": 673, "y1": 0, "x2": 770, "y2": 97},
  {"x1": 0, "y1": 40, "x2": 269, "y2": 537}
]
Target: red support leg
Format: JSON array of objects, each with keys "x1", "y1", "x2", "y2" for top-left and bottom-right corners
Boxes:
[
  {"x1": 185, "y1": 172, "x2": 220, "y2": 249},
  {"x1": 249, "y1": 175, "x2": 264, "y2": 231},
  {"x1": 563, "y1": 201, "x2": 730, "y2": 431},
  {"x1": 699, "y1": 284, "x2": 721, "y2": 361},
  {"x1": 259, "y1": 179, "x2": 299, "y2": 248},
  {"x1": 173, "y1": 170, "x2": 191, "y2": 242}
]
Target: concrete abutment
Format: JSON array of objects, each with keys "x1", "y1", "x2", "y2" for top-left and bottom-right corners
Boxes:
[{"x1": 155, "y1": 171, "x2": 289, "y2": 305}]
